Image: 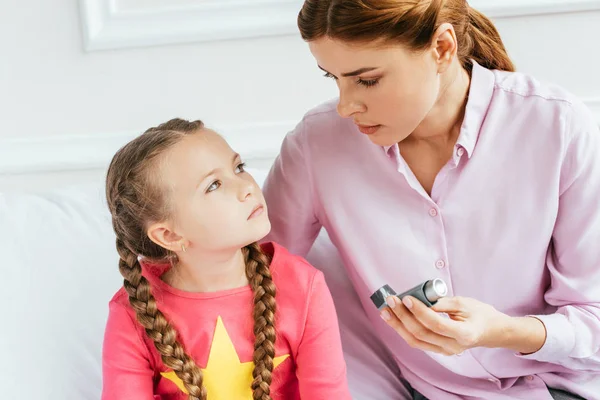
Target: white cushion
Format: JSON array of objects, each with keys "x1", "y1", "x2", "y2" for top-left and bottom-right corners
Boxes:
[
  {"x1": 0, "y1": 183, "x2": 120, "y2": 399},
  {"x1": 0, "y1": 168, "x2": 406, "y2": 399}
]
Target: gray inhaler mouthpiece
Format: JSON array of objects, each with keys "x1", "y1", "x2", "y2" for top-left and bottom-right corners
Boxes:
[{"x1": 370, "y1": 279, "x2": 448, "y2": 310}]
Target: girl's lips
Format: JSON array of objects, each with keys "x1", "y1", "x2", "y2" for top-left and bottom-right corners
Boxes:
[{"x1": 248, "y1": 204, "x2": 264, "y2": 219}]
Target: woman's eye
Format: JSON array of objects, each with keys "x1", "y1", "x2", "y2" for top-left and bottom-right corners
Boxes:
[
  {"x1": 357, "y1": 77, "x2": 380, "y2": 87},
  {"x1": 206, "y1": 181, "x2": 221, "y2": 193},
  {"x1": 235, "y1": 162, "x2": 246, "y2": 173},
  {"x1": 323, "y1": 72, "x2": 337, "y2": 80}
]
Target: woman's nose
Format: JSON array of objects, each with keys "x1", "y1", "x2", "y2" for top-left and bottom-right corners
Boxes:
[{"x1": 336, "y1": 91, "x2": 364, "y2": 118}]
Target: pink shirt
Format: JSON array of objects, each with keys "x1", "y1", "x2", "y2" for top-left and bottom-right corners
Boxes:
[
  {"x1": 102, "y1": 242, "x2": 351, "y2": 400},
  {"x1": 262, "y1": 62, "x2": 600, "y2": 399}
]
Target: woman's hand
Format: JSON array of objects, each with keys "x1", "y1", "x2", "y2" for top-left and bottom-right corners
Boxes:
[{"x1": 380, "y1": 295, "x2": 547, "y2": 356}]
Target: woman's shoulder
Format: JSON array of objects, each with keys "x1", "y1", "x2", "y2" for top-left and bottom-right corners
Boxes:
[
  {"x1": 283, "y1": 98, "x2": 364, "y2": 157},
  {"x1": 491, "y1": 68, "x2": 581, "y2": 109},
  {"x1": 304, "y1": 97, "x2": 339, "y2": 118},
  {"x1": 293, "y1": 98, "x2": 353, "y2": 138},
  {"x1": 490, "y1": 68, "x2": 596, "y2": 138}
]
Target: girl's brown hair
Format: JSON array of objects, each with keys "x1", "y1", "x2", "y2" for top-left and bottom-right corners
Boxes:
[
  {"x1": 298, "y1": 0, "x2": 515, "y2": 73},
  {"x1": 105, "y1": 119, "x2": 277, "y2": 400}
]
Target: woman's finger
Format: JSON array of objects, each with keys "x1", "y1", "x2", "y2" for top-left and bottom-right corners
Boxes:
[
  {"x1": 403, "y1": 295, "x2": 459, "y2": 338},
  {"x1": 385, "y1": 296, "x2": 460, "y2": 352},
  {"x1": 431, "y1": 296, "x2": 486, "y2": 348},
  {"x1": 431, "y1": 296, "x2": 467, "y2": 314},
  {"x1": 380, "y1": 308, "x2": 451, "y2": 355}
]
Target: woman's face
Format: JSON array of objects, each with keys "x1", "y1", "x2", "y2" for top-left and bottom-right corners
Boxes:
[{"x1": 308, "y1": 37, "x2": 442, "y2": 147}]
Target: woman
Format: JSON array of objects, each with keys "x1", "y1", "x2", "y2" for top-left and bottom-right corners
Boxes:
[{"x1": 262, "y1": 0, "x2": 600, "y2": 399}]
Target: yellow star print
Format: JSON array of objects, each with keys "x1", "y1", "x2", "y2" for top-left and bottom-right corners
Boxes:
[{"x1": 161, "y1": 316, "x2": 289, "y2": 399}]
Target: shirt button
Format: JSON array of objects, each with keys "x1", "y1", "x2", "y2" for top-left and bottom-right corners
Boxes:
[
  {"x1": 435, "y1": 260, "x2": 446, "y2": 269},
  {"x1": 525, "y1": 375, "x2": 534, "y2": 381},
  {"x1": 429, "y1": 208, "x2": 438, "y2": 217},
  {"x1": 457, "y1": 147, "x2": 465, "y2": 156},
  {"x1": 487, "y1": 378, "x2": 498, "y2": 383}
]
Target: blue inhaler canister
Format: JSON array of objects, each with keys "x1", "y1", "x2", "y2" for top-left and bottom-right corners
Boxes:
[{"x1": 370, "y1": 279, "x2": 448, "y2": 310}]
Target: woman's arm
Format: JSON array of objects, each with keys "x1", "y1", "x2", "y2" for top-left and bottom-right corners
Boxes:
[
  {"x1": 295, "y1": 270, "x2": 352, "y2": 399},
  {"x1": 102, "y1": 301, "x2": 155, "y2": 400},
  {"x1": 515, "y1": 98, "x2": 600, "y2": 369},
  {"x1": 262, "y1": 118, "x2": 323, "y2": 257}
]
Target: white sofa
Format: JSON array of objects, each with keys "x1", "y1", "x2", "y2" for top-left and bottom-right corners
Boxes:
[{"x1": 0, "y1": 168, "x2": 410, "y2": 399}]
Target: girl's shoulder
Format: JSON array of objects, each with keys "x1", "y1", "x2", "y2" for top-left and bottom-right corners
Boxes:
[
  {"x1": 262, "y1": 241, "x2": 324, "y2": 297},
  {"x1": 108, "y1": 286, "x2": 133, "y2": 311}
]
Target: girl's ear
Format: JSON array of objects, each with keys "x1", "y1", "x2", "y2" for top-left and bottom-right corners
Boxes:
[{"x1": 147, "y1": 222, "x2": 186, "y2": 253}]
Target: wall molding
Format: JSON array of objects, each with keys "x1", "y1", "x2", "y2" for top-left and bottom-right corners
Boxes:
[
  {"x1": 0, "y1": 121, "x2": 295, "y2": 175},
  {"x1": 79, "y1": 0, "x2": 600, "y2": 51},
  {"x1": 79, "y1": 0, "x2": 302, "y2": 51}
]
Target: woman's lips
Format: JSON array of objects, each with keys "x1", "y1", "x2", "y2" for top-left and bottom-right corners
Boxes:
[{"x1": 356, "y1": 124, "x2": 381, "y2": 135}]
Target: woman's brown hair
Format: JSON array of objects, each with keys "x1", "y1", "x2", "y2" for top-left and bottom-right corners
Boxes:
[
  {"x1": 298, "y1": 0, "x2": 515, "y2": 73},
  {"x1": 105, "y1": 118, "x2": 277, "y2": 400}
]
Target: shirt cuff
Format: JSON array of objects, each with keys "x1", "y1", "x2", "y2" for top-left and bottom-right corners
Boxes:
[{"x1": 515, "y1": 313, "x2": 575, "y2": 363}]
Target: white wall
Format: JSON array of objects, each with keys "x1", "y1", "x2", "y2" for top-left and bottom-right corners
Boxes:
[{"x1": 1, "y1": 0, "x2": 599, "y2": 192}]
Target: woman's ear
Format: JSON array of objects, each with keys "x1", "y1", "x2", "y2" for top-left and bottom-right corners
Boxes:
[
  {"x1": 147, "y1": 222, "x2": 185, "y2": 253},
  {"x1": 432, "y1": 22, "x2": 457, "y2": 74}
]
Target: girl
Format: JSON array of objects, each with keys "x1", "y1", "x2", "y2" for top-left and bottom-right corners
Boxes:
[
  {"x1": 101, "y1": 118, "x2": 351, "y2": 400},
  {"x1": 263, "y1": 0, "x2": 600, "y2": 399}
]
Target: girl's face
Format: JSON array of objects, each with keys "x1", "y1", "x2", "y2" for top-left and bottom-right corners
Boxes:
[
  {"x1": 151, "y1": 130, "x2": 271, "y2": 254},
  {"x1": 308, "y1": 37, "x2": 442, "y2": 147}
]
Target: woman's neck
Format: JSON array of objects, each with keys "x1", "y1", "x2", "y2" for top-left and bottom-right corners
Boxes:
[
  {"x1": 162, "y1": 247, "x2": 249, "y2": 293},
  {"x1": 410, "y1": 62, "x2": 471, "y2": 146}
]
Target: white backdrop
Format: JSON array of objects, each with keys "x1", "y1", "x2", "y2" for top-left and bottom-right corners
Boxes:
[{"x1": 1, "y1": 0, "x2": 599, "y2": 191}]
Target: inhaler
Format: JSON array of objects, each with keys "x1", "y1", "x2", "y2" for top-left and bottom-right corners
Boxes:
[{"x1": 370, "y1": 279, "x2": 448, "y2": 310}]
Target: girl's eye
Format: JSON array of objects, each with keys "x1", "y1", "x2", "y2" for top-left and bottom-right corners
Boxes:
[
  {"x1": 206, "y1": 181, "x2": 221, "y2": 193},
  {"x1": 235, "y1": 162, "x2": 246, "y2": 173},
  {"x1": 357, "y1": 77, "x2": 380, "y2": 87},
  {"x1": 323, "y1": 72, "x2": 337, "y2": 80}
]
